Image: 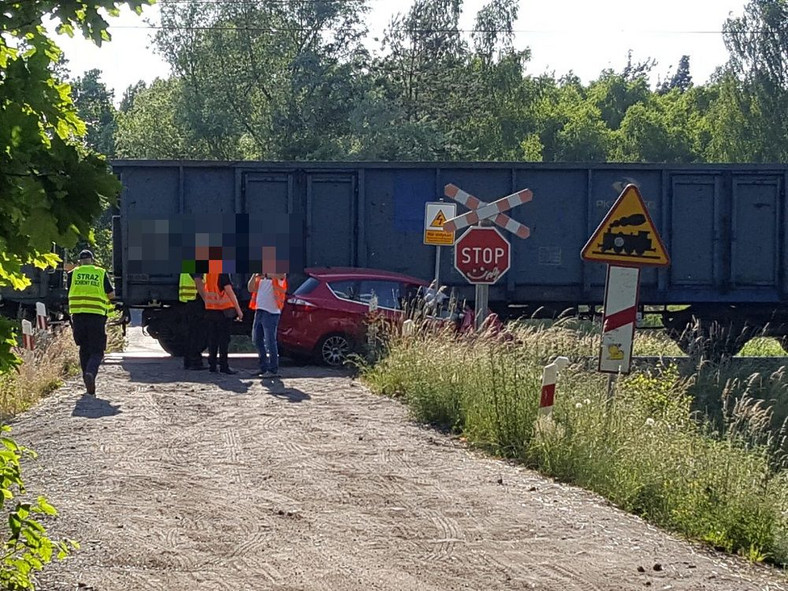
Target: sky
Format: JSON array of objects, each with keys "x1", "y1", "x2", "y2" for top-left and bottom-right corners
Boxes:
[{"x1": 52, "y1": 0, "x2": 749, "y2": 101}]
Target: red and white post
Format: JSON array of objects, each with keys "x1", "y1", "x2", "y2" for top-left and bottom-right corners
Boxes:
[
  {"x1": 21, "y1": 320, "x2": 34, "y2": 351},
  {"x1": 599, "y1": 265, "x2": 640, "y2": 375},
  {"x1": 539, "y1": 356, "x2": 570, "y2": 417},
  {"x1": 35, "y1": 302, "x2": 48, "y2": 331}
]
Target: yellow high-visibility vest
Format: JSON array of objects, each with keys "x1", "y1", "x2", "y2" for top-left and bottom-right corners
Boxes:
[
  {"x1": 179, "y1": 273, "x2": 198, "y2": 302},
  {"x1": 68, "y1": 265, "x2": 110, "y2": 316}
]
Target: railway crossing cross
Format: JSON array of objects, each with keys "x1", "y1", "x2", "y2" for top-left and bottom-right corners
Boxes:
[
  {"x1": 442, "y1": 184, "x2": 532, "y2": 238},
  {"x1": 443, "y1": 183, "x2": 533, "y2": 329}
]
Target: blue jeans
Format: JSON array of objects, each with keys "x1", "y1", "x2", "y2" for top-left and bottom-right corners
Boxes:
[{"x1": 252, "y1": 310, "x2": 281, "y2": 372}]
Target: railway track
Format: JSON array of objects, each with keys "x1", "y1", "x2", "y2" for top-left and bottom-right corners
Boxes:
[{"x1": 583, "y1": 355, "x2": 788, "y2": 371}]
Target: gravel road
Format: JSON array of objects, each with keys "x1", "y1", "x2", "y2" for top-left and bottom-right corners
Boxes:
[{"x1": 9, "y1": 329, "x2": 787, "y2": 590}]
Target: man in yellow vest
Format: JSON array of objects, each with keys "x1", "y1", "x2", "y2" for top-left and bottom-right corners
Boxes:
[
  {"x1": 67, "y1": 249, "x2": 115, "y2": 396},
  {"x1": 247, "y1": 272, "x2": 287, "y2": 378},
  {"x1": 179, "y1": 273, "x2": 208, "y2": 370}
]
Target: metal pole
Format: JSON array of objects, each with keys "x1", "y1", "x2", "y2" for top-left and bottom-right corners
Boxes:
[
  {"x1": 606, "y1": 374, "x2": 617, "y2": 405},
  {"x1": 434, "y1": 245, "x2": 441, "y2": 287},
  {"x1": 474, "y1": 218, "x2": 492, "y2": 331},
  {"x1": 475, "y1": 284, "x2": 489, "y2": 331}
]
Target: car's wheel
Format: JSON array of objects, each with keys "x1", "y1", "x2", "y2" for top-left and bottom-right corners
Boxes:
[{"x1": 316, "y1": 334, "x2": 352, "y2": 367}]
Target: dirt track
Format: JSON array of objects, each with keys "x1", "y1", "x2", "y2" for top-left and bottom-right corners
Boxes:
[{"x1": 10, "y1": 329, "x2": 788, "y2": 590}]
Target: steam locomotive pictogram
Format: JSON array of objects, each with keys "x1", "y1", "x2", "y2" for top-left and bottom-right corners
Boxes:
[{"x1": 598, "y1": 213, "x2": 657, "y2": 257}]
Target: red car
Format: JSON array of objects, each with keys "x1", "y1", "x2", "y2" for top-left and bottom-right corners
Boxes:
[{"x1": 278, "y1": 268, "x2": 429, "y2": 366}]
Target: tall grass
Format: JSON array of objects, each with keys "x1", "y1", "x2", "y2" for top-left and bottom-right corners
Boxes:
[
  {"x1": 0, "y1": 329, "x2": 79, "y2": 419},
  {"x1": 363, "y1": 322, "x2": 788, "y2": 565}
]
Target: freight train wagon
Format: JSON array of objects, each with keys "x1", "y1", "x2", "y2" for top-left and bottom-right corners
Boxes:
[{"x1": 4, "y1": 160, "x2": 787, "y2": 359}]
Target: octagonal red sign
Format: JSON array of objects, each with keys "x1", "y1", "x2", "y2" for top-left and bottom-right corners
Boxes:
[{"x1": 454, "y1": 227, "x2": 511, "y2": 285}]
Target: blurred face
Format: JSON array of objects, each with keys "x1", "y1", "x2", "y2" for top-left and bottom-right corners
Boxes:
[{"x1": 262, "y1": 246, "x2": 288, "y2": 276}]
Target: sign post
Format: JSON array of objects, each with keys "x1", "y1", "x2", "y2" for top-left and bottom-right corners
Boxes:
[
  {"x1": 581, "y1": 184, "x2": 671, "y2": 384},
  {"x1": 424, "y1": 202, "x2": 457, "y2": 288},
  {"x1": 444, "y1": 184, "x2": 532, "y2": 330}
]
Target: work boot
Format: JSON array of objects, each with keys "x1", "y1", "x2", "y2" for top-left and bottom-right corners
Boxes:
[{"x1": 83, "y1": 372, "x2": 96, "y2": 396}]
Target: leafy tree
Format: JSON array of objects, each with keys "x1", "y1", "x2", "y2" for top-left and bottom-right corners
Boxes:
[
  {"x1": 70, "y1": 69, "x2": 118, "y2": 156},
  {"x1": 1, "y1": 0, "x2": 151, "y2": 368},
  {"x1": 118, "y1": 80, "x2": 147, "y2": 114},
  {"x1": 587, "y1": 66, "x2": 651, "y2": 131},
  {"x1": 610, "y1": 97, "x2": 695, "y2": 163},
  {"x1": 0, "y1": 1, "x2": 154, "y2": 586},
  {"x1": 658, "y1": 55, "x2": 693, "y2": 94},
  {"x1": 152, "y1": 0, "x2": 369, "y2": 160},
  {"x1": 116, "y1": 77, "x2": 202, "y2": 158},
  {"x1": 718, "y1": 0, "x2": 788, "y2": 161}
]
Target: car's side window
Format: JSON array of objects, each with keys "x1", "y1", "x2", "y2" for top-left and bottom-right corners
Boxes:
[
  {"x1": 358, "y1": 280, "x2": 401, "y2": 310},
  {"x1": 327, "y1": 280, "x2": 360, "y2": 302}
]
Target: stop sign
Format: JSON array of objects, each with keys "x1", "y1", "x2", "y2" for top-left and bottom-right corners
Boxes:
[{"x1": 454, "y1": 227, "x2": 511, "y2": 284}]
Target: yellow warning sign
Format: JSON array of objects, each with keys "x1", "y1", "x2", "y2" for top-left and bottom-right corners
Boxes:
[
  {"x1": 581, "y1": 184, "x2": 670, "y2": 266},
  {"x1": 430, "y1": 210, "x2": 447, "y2": 228},
  {"x1": 424, "y1": 202, "x2": 457, "y2": 246}
]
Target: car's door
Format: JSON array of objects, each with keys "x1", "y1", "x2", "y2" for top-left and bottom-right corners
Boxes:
[{"x1": 323, "y1": 279, "x2": 366, "y2": 340}]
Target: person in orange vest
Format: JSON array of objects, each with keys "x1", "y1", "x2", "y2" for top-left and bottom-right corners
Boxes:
[
  {"x1": 203, "y1": 272, "x2": 243, "y2": 374},
  {"x1": 247, "y1": 272, "x2": 287, "y2": 378}
]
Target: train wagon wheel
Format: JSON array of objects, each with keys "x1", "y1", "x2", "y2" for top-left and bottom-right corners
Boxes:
[{"x1": 158, "y1": 336, "x2": 186, "y2": 358}]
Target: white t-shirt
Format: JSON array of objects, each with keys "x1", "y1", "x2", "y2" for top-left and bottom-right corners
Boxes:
[{"x1": 255, "y1": 278, "x2": 281, "y2": 314}]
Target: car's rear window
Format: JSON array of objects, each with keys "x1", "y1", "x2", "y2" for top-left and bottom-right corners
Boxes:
[
  {"x1": 327, "y1": 280, "x2": 358, "y2": 301},
  {"x1": 294, "y1": 277, "x2": 320, "y2": 296}
]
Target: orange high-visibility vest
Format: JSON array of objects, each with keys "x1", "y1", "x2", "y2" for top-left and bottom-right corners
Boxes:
[
  {"x1": 203, "y1": 274, "x2": 234, "y2": 310},
  {"x1": 249, "y1": 276, "x2": 287, "y2": 311}
]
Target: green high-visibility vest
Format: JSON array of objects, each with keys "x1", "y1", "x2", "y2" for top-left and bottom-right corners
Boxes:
[
  {"x1": 68, "y1": 265, "x2": 110, "y2": 316},
  {"x1": 179, "y1": 273, "x2": 198, "y2": 302}
]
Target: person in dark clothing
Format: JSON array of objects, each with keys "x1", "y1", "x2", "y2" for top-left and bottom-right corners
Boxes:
[
  {"x1": 67, "y1": 250, "x2": 115, "y2": 395},
  {"x1": 179, "y1": 273, "x2": 208, "y2": 370},
  {"x1": 203, "y1": 273, "x2": 243, "y2": 374}
]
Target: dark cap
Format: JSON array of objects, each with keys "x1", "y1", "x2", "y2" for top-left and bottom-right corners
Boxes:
[{"x1": 78, "y1": 249, "x2": 94, "y2": 260}]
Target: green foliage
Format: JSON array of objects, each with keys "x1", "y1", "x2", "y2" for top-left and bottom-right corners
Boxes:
[
  {"x1": 70, "y1": 69, "x2": 118, "y2": 156},
  {"x1": 109, "y1": 0, "x2": 785, "y2": 164},
  {"x1": 0, "y1": 1, "x2": 154, "y2": 586},
  {"x1": 719, "y1": 0, "x2": 788, "y2": 162},
  {"x1": 0, "y1": 427, "x2": 78, "y2": 591},
  {"x1": 116, "y1": 78, "x2": 198, "y2": 159},
  {"x1": 365, "y1": 324, "x2": 788, "y2": 565}
]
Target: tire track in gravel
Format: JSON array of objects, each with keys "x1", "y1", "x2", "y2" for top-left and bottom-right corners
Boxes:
[
  {"x1": 422, "y1": 508, "x2": 465, "y2": 562},
  {"x1": 221, "y1": 427, "x2": 244, "y2": 485}
]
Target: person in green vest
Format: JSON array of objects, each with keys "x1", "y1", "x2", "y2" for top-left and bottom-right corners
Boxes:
[
  {"x1": 179, "y1": 272, "x2": 208, "y2": 370},
  {"x1": 67, "y1": 249, "x2": 115, "y2": 396}
]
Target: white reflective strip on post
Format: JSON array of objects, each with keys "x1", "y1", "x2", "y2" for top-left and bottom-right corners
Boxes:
[
  {"x1": 21, "y1": 320, "x2": 34, "y2": 351},
  {"x1": 538, "y1": 356, "x2": 570, "y2": 417},
  {"x1": 36, "y1": 302, "x2": 48, "y2": 331}
]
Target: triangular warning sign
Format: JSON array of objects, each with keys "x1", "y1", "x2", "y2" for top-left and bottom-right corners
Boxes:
[
  {"x1": 581, "y1": 185, "x2": 670, "y2": 266},
  {"x1": 430, "y1": 210, "x2": 447, "y2": 228}
]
